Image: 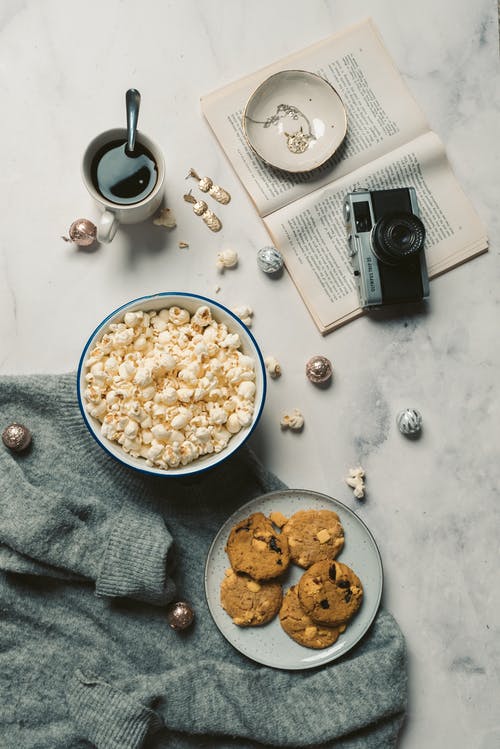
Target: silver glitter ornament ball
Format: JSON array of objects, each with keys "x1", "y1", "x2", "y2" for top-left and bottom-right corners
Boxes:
[
  {"x1": 2, "y1": 423, "x2": 32, "y2": 452},
  {"x1": 65, "y1": 218, "x2": 97, "y2": 247},
  {"x1": 256, "y1": 246, "x2": 284, "y2": 275},
  {"x1": 166, "y1": 601, "x2": 195, "y2": 631},
  {"x1": 396, "y1": 408, "x2": 423, "y2": 436},
  {"x1": 305, "y1": 355, "x2": 333, "y2": 385}
]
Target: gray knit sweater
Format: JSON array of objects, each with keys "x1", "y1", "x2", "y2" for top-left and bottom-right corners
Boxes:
[{"x1": 0, "y1": 373, "x2": 407, "y2": 749}]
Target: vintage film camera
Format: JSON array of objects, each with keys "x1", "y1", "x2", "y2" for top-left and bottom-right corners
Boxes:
[{"x1": 344, "y1": 187, "x2": 429, "y2": 310}]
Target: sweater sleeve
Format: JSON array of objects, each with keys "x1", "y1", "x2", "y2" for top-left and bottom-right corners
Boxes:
[
  {"x1": 0, "y1": 373, "x2": 177, "y2": 606},
  {"x1": 0, "y1": 447, "x2": 176, "y2": 605},
  {"x1": 66, "y1": 610, "x2": 407, "y2": 749}
]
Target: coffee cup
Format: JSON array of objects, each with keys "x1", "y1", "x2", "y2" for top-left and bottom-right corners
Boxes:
[{"x1": 82, "y1": 128, "x2": 165, "y2": 243}]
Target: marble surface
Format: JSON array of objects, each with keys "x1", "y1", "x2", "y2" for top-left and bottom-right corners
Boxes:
[{"x1": 1, "y1": 0, "x2": 499, "y2": 746}]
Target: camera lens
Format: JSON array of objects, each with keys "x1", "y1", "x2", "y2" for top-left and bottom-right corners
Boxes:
[{"x1": 372, "y1": 212, "x2": 426, "y2": 265}]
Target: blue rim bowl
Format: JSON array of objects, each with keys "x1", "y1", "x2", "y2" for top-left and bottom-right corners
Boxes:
[{"x1": 77, "y1": 292, "x2": 267, "y2": 477}]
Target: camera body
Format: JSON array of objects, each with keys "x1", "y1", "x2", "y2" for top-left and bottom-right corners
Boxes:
[{"x1": 344, "y1": 187, "x2": 429, "y2": 310}]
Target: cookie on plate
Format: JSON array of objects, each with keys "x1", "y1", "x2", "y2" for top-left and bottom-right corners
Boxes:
[
  {"x1": 297, "y1": 560, "x2": 363, "y2": 626},
  {"x1": 279, "y1": 584, "x2": 346, "y2": 649},
  {"x1": 220, "y1": 568, "x2": 283, "y2": 626},
  {"x1": 225, "y1": 512, "x2": 290, "y2": 580},
  {"x1": 281, "y1": 509, "x2": 344, "y2": 568}
]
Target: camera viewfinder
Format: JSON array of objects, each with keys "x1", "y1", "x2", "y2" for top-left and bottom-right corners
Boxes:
[{"x1": 353, "y1": 201, "x2": 372, "y2": 232}]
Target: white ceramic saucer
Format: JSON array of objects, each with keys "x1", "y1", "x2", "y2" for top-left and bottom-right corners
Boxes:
[{"x1": 243, "y1": 69, "x2": 347, "y2": 173}]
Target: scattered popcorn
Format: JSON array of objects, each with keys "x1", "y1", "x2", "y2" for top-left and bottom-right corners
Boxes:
[
  {"x1": 232, "y1": 305, "x2": 253, "y2": 327},
  {"x1": 178, "y1": 241, "x2": 189, "y2": 249},
  {"x1": 153, "y1": 208, "x2": 177, "y2": 228},
  {"x1": 264, "y1": 355, "x2": 281, "y2": 378},
  {"x1": 345, "y1": 467, "x2": 366, "y2": 499},
  {"x1": 216, "y1": 248, "x2": 238, "y2": 271},
  {"x1": 84, "y1": 304, "x2": 257, "y2": 470},
  {"x1": 280, "y1": 408, "x2": 304, "y2": 432}
]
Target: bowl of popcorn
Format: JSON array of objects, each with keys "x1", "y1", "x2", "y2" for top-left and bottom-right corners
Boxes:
[{"x1": 77, "y1": 292, "x2": 266, "y2": 476}]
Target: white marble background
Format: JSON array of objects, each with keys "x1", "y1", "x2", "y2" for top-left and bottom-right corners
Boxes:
[{"x1": 1, "y1": 1, "x2": 499, "y2": 747}]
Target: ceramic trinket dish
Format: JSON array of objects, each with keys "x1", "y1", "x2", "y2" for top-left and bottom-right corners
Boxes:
[{"x1": 243, "y1": 69, "x2": 347, "y2": 173}]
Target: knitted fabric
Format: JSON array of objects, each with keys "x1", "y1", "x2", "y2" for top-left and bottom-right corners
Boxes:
[{"x1": 0, "y1": 374, "x2": 407, "y2": 748}]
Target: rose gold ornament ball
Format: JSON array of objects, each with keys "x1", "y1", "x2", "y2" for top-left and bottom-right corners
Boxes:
[
  {"x1": 166, "y1": 601, "x2": 195, "y2": 631},
  {"x1": 2, "y1": 423, "x2": 32, "y2": 452},
  {"x1": 68, "y1": 218, "x2": 97, "y2": 246},
  {"x1": 305, "y1": 355, "x2": 333, "y2": 385}
]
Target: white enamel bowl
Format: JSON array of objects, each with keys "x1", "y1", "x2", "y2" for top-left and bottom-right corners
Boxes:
[
  {"x1": 243, "y1": 69, "x2": 347, "y2": 173},
  {"x1": 77, "y1": 292, "x2": 267, "y2": 477}
]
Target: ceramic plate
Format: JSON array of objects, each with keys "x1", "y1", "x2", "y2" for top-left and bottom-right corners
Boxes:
[
  {"x1": 243, "y1": 70, "x2": 347, "y2": 173},
  {"x1": 205, "y1": 489, "x2": 383, "y2": 670}
]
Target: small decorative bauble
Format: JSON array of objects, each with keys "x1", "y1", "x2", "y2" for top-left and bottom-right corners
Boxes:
[
  {"x1": 256, "y1": 246, "x2": 284, "y2": 275},
  {"x1": 305, "y1": 355, "x2": 333, "y2": 385},
  {"x1": 166, "y1": 601, "x2": 195, "y2": 631},
  {"x1": 63, "y1": 218, "x2": 97, "y2": 246},
  {"x1": 2, "y1": 423, "x2": 32, "y2": 452},
  {"x1": 396, "y1": 408, "x2": 423, "y2": 436}
]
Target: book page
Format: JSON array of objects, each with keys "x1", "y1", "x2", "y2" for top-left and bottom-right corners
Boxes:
[
  {"x1": 264, "y1": 132, "x2": 488, "y2": 333},
  {"x1": 202, "y1": 19, "x2": 428, "y2": 217}
]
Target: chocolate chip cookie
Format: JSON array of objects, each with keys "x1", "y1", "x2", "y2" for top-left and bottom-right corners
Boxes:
[
  {"x1": 220, "y1": 569, "x2": 283, "y2": 626},
  {"x1": 225, "y1": 512, "x2": 290, "y2": 580},
  {"x1": 297, "y1": 560, "x2": 363, "y2": 626},
  {"x1": 279, "y1": 584, "x2": 346, "y2": 649},
  {"x1": 281, "y1": 509, "x2": 344, "y2": 568}
]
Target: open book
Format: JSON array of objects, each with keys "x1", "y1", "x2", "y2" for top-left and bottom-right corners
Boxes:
[{"x1": 201, "y1": 18, "x2": 488, "y2": 333}]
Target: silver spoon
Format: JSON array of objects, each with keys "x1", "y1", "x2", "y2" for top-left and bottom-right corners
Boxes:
[{"x1": 125, "y1": 88, "x2": 141, "y2": 153}]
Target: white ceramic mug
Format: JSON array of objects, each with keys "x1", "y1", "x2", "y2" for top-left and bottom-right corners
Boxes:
[{"x1": 82, "y1": 128, "x2": 165, "y2": 243}]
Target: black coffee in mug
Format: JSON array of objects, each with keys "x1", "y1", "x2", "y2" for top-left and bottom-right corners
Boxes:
[{"x1": 90, "y1": 139, "x2": 158, "y2": 205}]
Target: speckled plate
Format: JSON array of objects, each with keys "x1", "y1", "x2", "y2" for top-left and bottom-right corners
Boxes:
[
  {"x1": 243, "y1": 70, "x2": 347, "y2": 173},
  {"x1": 204, "y1": 489, "x2": 383, "y2": 670}
]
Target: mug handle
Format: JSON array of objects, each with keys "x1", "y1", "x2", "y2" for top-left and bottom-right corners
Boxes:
[{"x1": 98, "y1": 210, "x2": 119, "y2": 243}]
